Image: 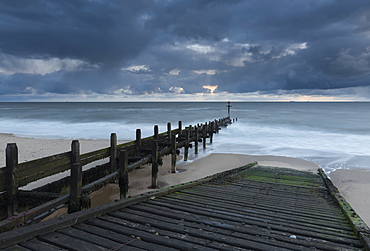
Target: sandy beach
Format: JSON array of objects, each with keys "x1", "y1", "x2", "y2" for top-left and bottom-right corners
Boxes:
[{"x1": 1, "y1": 133, "x2": 369, "y2": 227}]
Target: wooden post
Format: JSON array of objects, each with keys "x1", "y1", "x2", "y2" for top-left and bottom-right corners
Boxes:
[
  {"x1": 69, "y1": 140, "x2": 82, "y2": 214},
  {"x1": 154, "y1": 125, "x2": 159, "y2": 141},
  {"x1": 195, "y1": 126, "x2": 199, "y2": 154},
  {"x1": 184, "y1": 129, "x2": 189, "y2": 161},
  {"x1": 110, "y1": 133, "x2": 117, "y2": 173},
  {"x1": 5, "y1": 143, "x2": 18, "y2": 217},
  {"x1": 171, "y1": 135, "x2": 177, "y2": 173},
  {"x1": 210, "y1": 122, "x2": 214, "y2": 144},
  {"x1": 151, "y1": 140, "x2": 159, "y2": 188},
  {"x1": 167, "y1": 122, "x2": 171, "y2": 142},
  {"x1": 203, "y1": 124, "x2": 207, "y2": 149},
  {"x1": 178, "y1": 121, "x2": 182, "y2": 136},
  {"x1": 135, "y1": 129, "x2": 141, "y2": 155},
  {"x1": 118, "y1": 150, "x2": 128, "y2": 199}
]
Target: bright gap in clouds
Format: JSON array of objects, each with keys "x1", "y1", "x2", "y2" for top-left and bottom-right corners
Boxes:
[{"x1": 203, "y1": 85, "x2": 218, "y2": 93}]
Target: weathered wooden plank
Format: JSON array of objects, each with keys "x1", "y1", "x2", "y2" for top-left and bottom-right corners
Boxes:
[
  {"x1": 0, "y1": 194, "x2": 69, "y2": 233},
  {"x1": 20, "y1": 238, "x2": 69, "y2": 251},
  {"x1": 175, "y1": 186, "x2": 345, "y2": 219},
  {"x1": 118, "y1": 150, "x2": 128, "y2": 199},
  {"x1": 138, "y1": 198, "x2": 361, "y2": 246},
  {"x1": 80, "y1": 148, "x2": 110, "y2": 165},
  {"x1": 170, "y1": 134, "x2": 176, "y2": 173},
  {"x1": 109, "y1": 133, "x2": 117, "y2": 173},
  {"x1": 89, "y1": 217, "x2": 224, "y2": 251},
  {"x1": 57, "y1": 226, "x2": 140, "y2": 250},
  {"x1": 38, "y1": 232, "x2": 110, "y2": 250},
  {"x1": 74, "y1": 223, "x2": 171, "y2": 251},
  {"x1": 5, "y1": 143, "x2": 18, "y2": 217},
  {"x1": 1, "y1": 245, "x2": 31, "y2": 251},
  {"x1": 0, "y1": 168, "x2": 6, "y2": 192},
  {"x1": 68, "y1": 140, "x2": 82, "y2": 214},
  {"x1": 135, "y1": 129, "x2": 141, "y2": 155},
  {"x1": 17, "y1": 152, "x2": 71, "y2": 187},
  {"x1": 119, "y1": 207, "x2": 356, "y2": 251},
  {"x1": 164, "y1": 189, "x2": 350, "y2": 229},
  {"x1": 141, "y1": 197, "x2": 355, "y2": 238},
  {"x1": 101, "y1": 213, "x2": 298, "y2": 251},
  {"x1": 151, "y1": 140, "x2": 158, "y2": 189}
]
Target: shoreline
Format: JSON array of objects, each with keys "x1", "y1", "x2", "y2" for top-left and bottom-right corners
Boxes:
[{"x1": 1, "y1": 133, "x2": 369, "y2": 227}]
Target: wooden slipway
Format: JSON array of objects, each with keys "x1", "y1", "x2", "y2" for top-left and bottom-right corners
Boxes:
[{"x1": 1, "y1": 163, "x2": 370, "y2": 250}]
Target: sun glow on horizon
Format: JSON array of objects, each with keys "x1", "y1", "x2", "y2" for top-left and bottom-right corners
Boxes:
[{"x1": 203, "y1": 85, "x2": 218, "y2": 94}]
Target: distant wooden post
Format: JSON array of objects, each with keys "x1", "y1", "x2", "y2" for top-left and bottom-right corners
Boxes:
[
  {"x1": 5, "y1": 143, "x2": 18, "y2": 217},
  {"x1": 69, "y1": 140, "x2": 82, "y2": 214},
  {"x1": 167, "y1": 122, "x2": 172, "y2": 142},
  {"x1": 154, "y1": 125, "x2": 159, "y2": 142},
  {"x1": 203, "y1": 124, "x2": 207, "y2": 149},
  {"x1": 188, "y1": 125, "x2": 193, "y2": 138},
  {"x1": 210, "y1": 122, "x2": 214, "y2": 144},
  {"x1": 171, "y1": 135, "x2": 177, "y2": 173},
  {"x1": 110, "y1": 133, "x2": 117, "y2": 173},
  {"x1": 135, "y1": 129, "x2": 141, "y2": 155},
  {"x1": 184, "y1": 129, "x2": 189, "y2": 161},
  {"x1": 178, "y1": 121, "x2": 182, "y2": 136},
  {"x1": 194, "y1": 127, "x2": 199, "y2": 154},
  {"x1": 151, "y1": 140, "x2": 159, "y2": 188},
  {"x1": 118, "y1": 150, "x2": 128, "y2": 199}
]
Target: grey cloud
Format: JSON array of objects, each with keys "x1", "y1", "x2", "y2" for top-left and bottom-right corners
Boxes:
[{"x1": 1, "y1": 0, "x2": 370, "y2": 99}]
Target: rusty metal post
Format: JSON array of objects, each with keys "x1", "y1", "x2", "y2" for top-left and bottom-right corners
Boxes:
[{"x1": 227, "y1": 101, "x2": 232, "y2": 117}]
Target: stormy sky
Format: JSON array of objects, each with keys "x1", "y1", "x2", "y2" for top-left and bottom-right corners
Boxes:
[{"x1": 1, "y1": 0, "x2": 370, "y2": 101}]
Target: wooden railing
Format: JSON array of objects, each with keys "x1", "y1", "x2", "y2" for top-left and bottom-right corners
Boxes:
[{"x1": 0, "y1": 117, "x2": 232, "y2": 232}]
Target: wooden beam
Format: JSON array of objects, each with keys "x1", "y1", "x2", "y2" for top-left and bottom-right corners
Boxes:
[
  {"x1": 184, "y1": 129, "x2": 189, "y2": 161},
  {"x1": 135, "y1": 129, "x2": 141, "y2": 155},
  {"x1": 68, "y1": 140, "x2": 82, "y2": 214},
  {"x1": 151, "y1": 140, "x2": 158, "y2": 189},
  {"x1": 5, "y1": 143, "x2": 18, "y2": 218},
  {"x1": 110, "y1": 133, "x2": 117, "y2": 173},
  {"x1": 167, "y1": 122, "x2": 171, "y2": 142},
  {"x1": 118, "y1": 150, "x2": 128, "y2": 199},
  {"x1": 171, "y1": 135, "x2": 177, "y2": 173},
  {"x1": 195, "y1": 126, "x2": 199, "y2": 154}
]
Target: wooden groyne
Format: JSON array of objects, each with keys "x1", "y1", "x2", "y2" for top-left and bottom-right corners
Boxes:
[
  {"x1": 0, "y1": 117, "x2": 232, "y2": 232},
  {"x1": 1, "y1": 164, "x2": 369, "y2": 250}
]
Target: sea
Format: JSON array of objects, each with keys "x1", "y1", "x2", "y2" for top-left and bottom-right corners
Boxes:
[{"x1": 1, "y1": 102, "x2": 369, "y2": 174}]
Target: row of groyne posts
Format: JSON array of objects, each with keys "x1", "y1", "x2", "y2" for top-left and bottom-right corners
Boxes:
[{"x1": 0, "y1": 117, "x2": 234, "y2": 232}]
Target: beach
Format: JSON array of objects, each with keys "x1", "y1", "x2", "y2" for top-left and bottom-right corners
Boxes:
[{"x1": 1, "y1": 133, "x2": 369, "y2": 227}]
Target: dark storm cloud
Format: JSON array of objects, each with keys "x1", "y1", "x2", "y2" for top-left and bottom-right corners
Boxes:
[
  {"x1": 1, "y1": 0, "x2": 370, "y2": 99},
  {"x1": 0, "y1": 0, "x2": 155, "y2": 65}
]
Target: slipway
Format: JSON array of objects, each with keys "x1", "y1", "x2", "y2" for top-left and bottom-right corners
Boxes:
[{"x1": 1, "y1": 163, "x2": 369, "y2": 250}]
